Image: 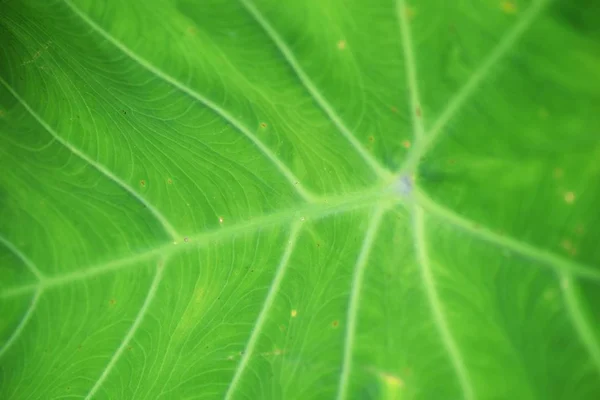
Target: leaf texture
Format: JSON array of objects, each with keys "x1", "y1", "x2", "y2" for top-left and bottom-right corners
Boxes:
[{"x1": 1, "y1": 0, "x2": 600, "y2": 399}]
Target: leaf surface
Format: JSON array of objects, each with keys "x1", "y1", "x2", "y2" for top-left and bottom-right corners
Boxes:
[{"x1": 1, "y1": 0, "x2": 600, "y2": 399}]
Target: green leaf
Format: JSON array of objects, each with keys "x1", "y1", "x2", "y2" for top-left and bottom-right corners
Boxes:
[{"x1": 1, "y1": 0, "x2": 599, "y2": 398}]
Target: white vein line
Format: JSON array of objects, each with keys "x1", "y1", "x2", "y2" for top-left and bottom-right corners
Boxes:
[
  {"x1": 414, "y1": 188, "x2": 600, "y2": 281},
  {"x1": 397, "y1": 0, "x2": 425, "y2": 141},
  {"x1": 560, "y1": 273, "x2": 600, "y2": 376},
  {"x1": 0, "y1": 77, "x2": 180, "y2": 241},
  {"x1": 85, "y1": 259, "x2": 166, "y2": 400},
  {"x1": 0, "y1": 289, "x2": 42, "y2": 359},
  {"x1": 62, "y1": 0, "x2": 317, "y2": 203},
  {"x1": 337, "y1": 206, "x2": 386, "y2": 400},
  {"x1": 239, "y1": 0, "x2": 392, "y2": 181},
  {"x1": 224, "y1": 222, "x2": 302, "y2": 400},
  {"x1": 1, "y1": 184, "x2": 402, "y2": 299},
  {"x1": 0, "y1": 234, "x2": 44, "y2": 280},
  {"x1": 402, "y1": 0, "x2": 549, "y2": 173},
  {"x1": 413, "y1": 205, "x2": 474, "y2": 400}
]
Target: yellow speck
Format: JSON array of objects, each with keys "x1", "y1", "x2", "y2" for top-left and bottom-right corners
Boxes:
[
  {"x1": 402, "y1": 140, "x2": 411, "y2": 149},
  {"x1": 383, "y1": 373, "x2": 403, "y2": 387},
  {"x1": 337, "y1": 40, "x2": 346, "y2": 50},
  {"x1": 300, "y1": 216, "x2": 305, "y2": 221},
  {"x1": 564, "y1": 191, "x2": 575, "y2": 204},
  {"x1": 0, "y1": 110, "x2": 5, "y2": 117},
  {"x1": 219, "y1": 216, "x2": 224, "y2": 224},
  {"x1": 501, "y1": 1, "x2": 517, "y2": 14},
  {"x1": 291, "y1": 309, "x2": 297, "y2": 317}
]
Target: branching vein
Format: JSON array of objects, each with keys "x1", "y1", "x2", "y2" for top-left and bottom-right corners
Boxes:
[
  {"x1": 0, "y1": 289, "x2": 42, "y2": 359},
  {"x1": 239, "y1": 0, "x2": 392, "y2": 181},
  {"x1": 415, "y1": 189, "x2": 600, "y2": 281},
  {"x1": 401, "y1": 0, "x2": 549, "y2": 173},
  {"x1": 0, "y1": 77, "x2": 180, "y2": 241},
  {"x1": 397, "y1": 0, "x2": 425, "y2": 141},
  {"x1": 1, "y1": 185, "x2": 400, "y2": 299},
  {"x1": 413, "y1": 205, "x2": 474, "y2": 400},
  {"x1": 85, "y1": 259, "x2": 166, "y2": 399},
  {"x1": 561, "y1": 273, "x2": 600, "y2": 376},
  {"x1": 62, "y1": 0, "x2": 317, "y2": 203},
  {"x1": 0, "y1": 234, "x2": 44, "y2": 281},
  {"x1": 224, "y1": 222, "x2": 302, "y2": 400},
  {"x1": 337, "y1": 205, "x2": 386, "y2": 400}
]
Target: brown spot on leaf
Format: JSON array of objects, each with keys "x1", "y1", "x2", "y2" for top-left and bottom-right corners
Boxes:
[
  {"x1": 167, "y1": 178, "x2": 173, "y2": 185},
  {"x1": 260, "y1": 122, "x2": 267, "y2": 128},
  {"x1": 402, "y1": 140, "x2": 411, "y2": 149},
  {"x1": 415, "y1": 106, "x2": 422, "y2": 117},
  {"x1": 109, "y1": 299, "x2": 116, "y2": 306},
  {"x1": 368, "y1": 135, "x2": 375, "y2": 143},
  {"x1": 332, "y1": 320, "x2": 339, "y2": 328},
  {"x1": 140, "y1": 180, "x2": 146, "y2": 187},
  {"x1": 391, "y1": 106, "x2": 398, "y2": 113}
]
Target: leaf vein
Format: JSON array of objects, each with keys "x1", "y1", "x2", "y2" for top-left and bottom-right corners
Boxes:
[
  {"x1": 84, "y1": 259, "x2": 166, "y2": 400},
  {"x1": 415, "y1": 189, "x2": 600, "y2": 281},
  {"x1": 397, "y1": 0, "x2": 425, "y2": 141},
  {"x1": 413, "y1": 205, "x2": 475, "y2": 400},
  {"x1": 0, "y1": 186, "x2": 401, "y2": 298},
  {"x1": 0, "y1": 289, "x2": 42, "y2": 359},
  {"x1": 224, "y1": 222, "x2": 302, "y2": 400},
  {"x1": 401, "y1": 0, "x2": 549, "y2": 173},
  {"x1": 337, "y1": 205, "x2": 386, "y2": 400},
  {"x1": 239, "y1": 0, "x2": 392, "y2": 181},
  {"x1": 62, "y1": 0, "x2": 317, "y2": 202},
  {"x1": 0, "y1": 77, "x2": 180, "y2": 241},
  {"x1": 0, "y1": 234, "x2": 44, "y2": 281},
  {"x1": 561, "y1": 273, "x2": 600, "y2": 376}
]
